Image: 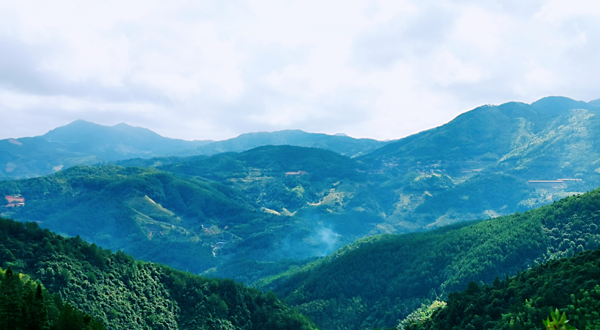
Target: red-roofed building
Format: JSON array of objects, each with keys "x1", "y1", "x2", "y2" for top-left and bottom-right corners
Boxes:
[
  {"x1": 4, "y1": 195, "x2": 25, "y2": 207},
  {"x1": 5, "y1": 195, "x2": 24, "y2": 203}
]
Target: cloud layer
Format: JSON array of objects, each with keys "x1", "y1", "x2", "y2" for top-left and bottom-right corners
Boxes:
[{"x1": 1, "y1": 0, "x2": 599, "y2": 140}]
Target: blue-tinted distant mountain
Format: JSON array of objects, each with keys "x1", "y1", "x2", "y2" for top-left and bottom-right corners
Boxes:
[
  {"x1": 175, "y1": 129, "x2": 390, "y2": 158},
  {"x1": 115, "y1": 96, "x2": 600, "y2": 241},
  {"x1": 0, "y1": 120, "x2": 212, "y2": 180},
  {"x1": 351, "y1": 96, "x2": 600, "y2": 227},
  {"x1": 586, "y1": 98, "x2": 600, "y2": 107},
  {"x1": 361, "y1": 96, "x2": 600, "y2": 185},
  {"x1": 0, "y1": 121, "x2": 388, "y2": 180},
  {"x1": 362, "y1": 96, "x2": 597, "y2": 166},
  {"x1": 43, "y1": 120, "x2": 212, "y2": 157}
]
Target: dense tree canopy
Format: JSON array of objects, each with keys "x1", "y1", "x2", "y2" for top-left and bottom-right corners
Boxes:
[
  {"x1": 406, "y1": 247, "x2": 600, "y2": 330},
  {"x1": 0, "y1": 267, "x2": 105, "y2": 330},
  {"x1": 0, "y1": 217, "x2": 317, "y2": 330},
  {"x1": 259, "y1": 188, "x2": 600, "y2": 330}
]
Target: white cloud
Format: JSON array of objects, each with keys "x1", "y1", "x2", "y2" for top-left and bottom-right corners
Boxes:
[{"x1": 0, "y1": 0, "x2": 599, "y2": 141}]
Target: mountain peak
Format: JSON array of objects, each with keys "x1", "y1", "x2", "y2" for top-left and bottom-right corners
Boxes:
[
  {"x1": 112, "y1": 122, "x2": 134, "y2": 128},
  {"x1": 530, "y1": 96, "x2": 589, "y2": 113}
]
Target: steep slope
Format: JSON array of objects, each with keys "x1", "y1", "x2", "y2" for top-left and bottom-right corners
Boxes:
[
  {"x1": 258, "y1": 188, "x2": 600, "y2": 330},
  {"x1": 361, "y1": 97, "x2": 597, "y2": 174},
  {"x1": 175, "y1": 129, "x2": 389, "y2": 158},
  {"x1": 0, "y1": 267, "x2": 105, "y2": 329},
  {"x1": 406, "y1": 248, "x2": 600, "y2": 330},
  {"x1": 0, "y1": 218, "x2": 316, "y2": 330},
  {"x1": 0, "y1": 120, "x2": 211, "y2": 180},
  {"x1": 351, "y1": 96, "x2": 600, "y2": 229}
]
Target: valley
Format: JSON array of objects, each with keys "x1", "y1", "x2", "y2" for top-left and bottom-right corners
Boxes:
[{"x1": 2, "y1": 96, "x2": 600, "y2": 329}]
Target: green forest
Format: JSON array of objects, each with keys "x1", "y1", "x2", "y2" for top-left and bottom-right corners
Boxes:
[
  {"x1": 2, "y1": 97, "x2": 600, "y2": 329},
  {"x1": 0, "y1": 217, "x2": 316, "y2": 330},
  {"x1": 258, "y1": 188, "x2": 600, "y2": 330},
  {"x1": 1, "y1": 140, "x2": 595, "y2": 283},
  {"x1": 405, "y1": 247, "x2": 600, "y2": 330},
  {"x1": 0, "y1": 267, "x2": 105, "y2": 330}
]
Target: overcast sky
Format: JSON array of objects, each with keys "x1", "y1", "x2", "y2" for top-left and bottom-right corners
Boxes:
[{"x1": 1, "y1": 0, "x2": 599, "y2": 141}]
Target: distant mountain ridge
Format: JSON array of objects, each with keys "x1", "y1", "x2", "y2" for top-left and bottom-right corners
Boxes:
[
  {"x1": 361, "y1": 96, "x2": 600, "y2": 168},
  {"x1": 0, "y1": 121, "x2": 389, "y2": 180},
  {"x1": 174, "y1": 129, "x2": 390, "y2": 158},
  {"x1": 0, "y1": 120, "x2": 212, "y2": 180}
]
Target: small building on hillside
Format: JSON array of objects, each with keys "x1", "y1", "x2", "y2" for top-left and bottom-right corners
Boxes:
[
  {"x1": 4, "y1": 195, "x2": 25, "y2": 207},
  {"x1": 285, "y1": 171, "x2": 308, "y2": 176}
]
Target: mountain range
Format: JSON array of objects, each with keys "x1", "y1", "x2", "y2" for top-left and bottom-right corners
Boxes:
[
  {"x1": 2, "y1": 96, "x2": 600, "y2": 280},
  {"x1": 2, "y1": 95, "x2": 600, "y2": 329},
  {"x1": 0, "y1": 120, "x2": 389, "y2": 180}
]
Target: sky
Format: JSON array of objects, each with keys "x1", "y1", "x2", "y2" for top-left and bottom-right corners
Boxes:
[{"x1": 1, "y1": 0, "x2": 600, "y2": 141}]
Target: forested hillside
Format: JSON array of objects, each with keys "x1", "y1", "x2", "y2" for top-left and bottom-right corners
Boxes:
[
  {"x1": 0, "y1": 164, "x2": 346, "y2": 276},
  {"x1": 258, "y1": 188, "x2": 600, "y2": 330},
  {"x1": 0, "y1": 267, "x2": 105, "y2": 330},
  {"x1": 0, "y1": 218, "x2": 316, "y2": 329},
  {"x1": 361, "y1": 96, "x2": 600, "y2": 179},
  {"x1": 0, "y1": 165, "x2": 259, "y2": 273},
  {"x1": 406, "y1": 247, "x2": 600, "y2": 330},
  {"x1": 3, "y1": 97, "x2": 600, "y2": 283},
  {"x1": 357, "y1": 96, "x2": 600, "y2": 225},
  {"x1": 143, "y1": 97, "x2": 600, "y2": 234}
]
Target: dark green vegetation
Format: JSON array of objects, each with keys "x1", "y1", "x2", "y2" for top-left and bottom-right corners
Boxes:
[
  {"x1": 257, "y1": 188, "x2": 600, "y2": 330},
  {"x1": 0, "y1": 267, "x2": 105, "y2": 330},
  {"x1": 406, "y1": 247, "x2": 600, "y2": 330},
  {"x1": 0, "y1": 217, "x2": 317, "y2": 329}
]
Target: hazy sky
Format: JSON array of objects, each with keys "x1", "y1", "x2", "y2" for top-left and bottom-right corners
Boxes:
[{"x1": 1, "y1": 0, "x2": 599, "y2": 141}]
